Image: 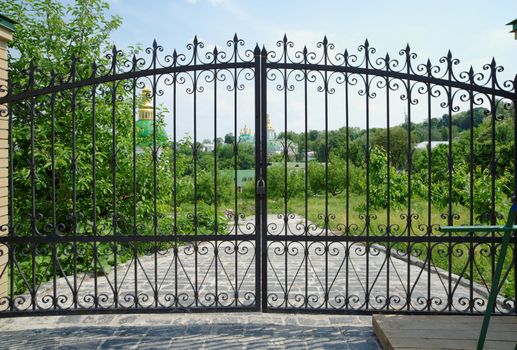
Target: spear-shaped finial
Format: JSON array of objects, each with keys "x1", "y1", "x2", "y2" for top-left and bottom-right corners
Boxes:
[{"x1": 253, "y1": 43, "x2": 260, "y2": 56}]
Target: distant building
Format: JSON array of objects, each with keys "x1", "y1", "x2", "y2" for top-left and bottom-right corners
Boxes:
[
  {"x1": 415, "y1": 141, "x2": 448, "y2": 151},
  {"x1": 237, "y1": 114, "x2": 298, "y2": 160},
  {"x1": 136, "y1": 87, "x2": 168, "y2": 154},
  {"x1": 201, "y1": 142, "x2": 215, "y2": 152},
  {"x1": 238, "y1": 125, "x2": 254, "y2": 144}
]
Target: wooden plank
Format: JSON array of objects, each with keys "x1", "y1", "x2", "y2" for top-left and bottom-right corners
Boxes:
[{"x1": 373, "y1": 315, "x2": 517, "y2": 350}]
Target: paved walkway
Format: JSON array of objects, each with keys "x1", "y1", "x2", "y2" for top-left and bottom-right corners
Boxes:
[
  {"x1": 16, "y1": 214, "x2": 498, "y2": 313},
  {"x1": 0, "y1": 313, "x2": 380, "y2": 349},
  {"x1": 4, "y1": 214, "x2": 510, "y2": 348}
]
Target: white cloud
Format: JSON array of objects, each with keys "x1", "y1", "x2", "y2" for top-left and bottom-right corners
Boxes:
[{"x1": 208, "y1": 0, "x2": 227, "y2": 5}]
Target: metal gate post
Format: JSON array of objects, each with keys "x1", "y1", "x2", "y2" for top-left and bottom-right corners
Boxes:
[
  {"x1": 260, "y1": 46, "x2": 268, "y2": 312},
  {"x1": 253, "y1": 44, "x2": 262, "y2": 311}
]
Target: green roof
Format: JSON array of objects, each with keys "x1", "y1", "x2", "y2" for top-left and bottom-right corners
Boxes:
[
  {"x1": 136, "y1": 119, "x2": 167, "y2": 147},
  {"x1": 0, "y1": 13, "x2": 16, "y2": 32},
  {"x1": 507, "y1": 18, "x2": 517, "y2": 31}
]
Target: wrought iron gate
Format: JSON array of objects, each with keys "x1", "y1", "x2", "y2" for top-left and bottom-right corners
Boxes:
[{"x1": 0, "y1": 35, "x2": 516, "y2": 316}]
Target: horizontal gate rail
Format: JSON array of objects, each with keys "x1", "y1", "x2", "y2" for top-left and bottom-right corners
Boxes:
[
  {"x1": 265, "y1": 62, "x2": 515, "y2": 100},
  {"x1": 1, "y1": 235, "x2": 515, "y2": 244},
  {"x1": 0, "y1": 62, "x2": 255, "y2": 104}
]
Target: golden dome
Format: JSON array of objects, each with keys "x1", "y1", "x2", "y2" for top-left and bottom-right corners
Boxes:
[
  {"x1": 138, "y1": 87, "x2": 154, "y2": 120},
  {"x1": 267, "y1": 114, "x2": 274, "y2": 129}
]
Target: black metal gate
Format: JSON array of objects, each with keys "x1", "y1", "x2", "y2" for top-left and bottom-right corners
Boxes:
[{"x1": 0, "y1": 35, "x2": 516, "y2": 316}]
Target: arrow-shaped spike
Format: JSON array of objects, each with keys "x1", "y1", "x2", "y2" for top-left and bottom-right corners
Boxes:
[
  {"x1": 323, "y1": 36, "x2": 328, "y2": 46},
  {"x1": 233, "y1": 33, "x2": 239, "y2": 42},
  {"x1": 405, "y1": 43, "x2": 410, "y2": 52},
  {"x1": 253, "y1": 44, "x2": 260, "y2": 55},
  {"x1": 261, "y1": 45, "x2": 267, "y2": 56},
  {"x1": 491, "y1": 57, "x2": 496, "y2": 67},
  {"x1": 447, "y1": 50, "x2": 452, "y2": 59},
  {"x1": 468, "y1": 66, "x2": 474, "y2": 75},
  {"x1": 283, "y1": 33, "x2": 288, "y2": 43},
  {"x1": 152, "y1": 39, "x2": 158, "y2": 48},
  {"x1": 385, "y1": 53, "x2": 390, "y2": 61},
  {"x1": 364, "y1": 38, "x2": 369, "y2": 47},
  {"x1": 303, "y1": 46, "x2": 308, "y2": 55},
  {"x1": 193, "y1": 35, "x2": 198, "y2": 45}
]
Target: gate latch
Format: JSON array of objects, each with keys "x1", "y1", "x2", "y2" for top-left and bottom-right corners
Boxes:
[{"x1": 256, "y1": 178, "x2": 265, "y2": 195}]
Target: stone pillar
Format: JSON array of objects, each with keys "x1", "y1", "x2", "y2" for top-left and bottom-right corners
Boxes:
[{"x1": 0, "y1": 14, "x2": 15, "y2": 303}]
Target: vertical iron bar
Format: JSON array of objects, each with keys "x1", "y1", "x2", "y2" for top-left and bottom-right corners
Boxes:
[
  {"x1": 91, "y1": 66, "x2": 98, "y2": 309},
  {"x1": 214, "y1": 52, "x2": 219, "y2": 308},
  {"x1": 489, "y1": 65, "x2": 497, "y2": 314},
  {"x1": 365, "y1": 43, "x2": 370, "y2": 311},
  {"x1": 50, "y1": 78, "x2": 57, "y2": 309},
  {"x1": 344, "y1": 62, "x2": 350, "y2": 311},
  {"x1": 232, "y1": 40, "x2": 238, "y2": 307},
  {"x1": 447, "y1": 56, "x2": 453, "y2": 312},
  {"x1": 426, "y1": 67, "x2": 432, "y2": 312},
  {"x1": 28, "y1": 63, "x2": 36, "y2": 311},
  {"x1": 385, "y1": 73, "x2": 391, "y2": 311},
  {"x1": 468, "y1": 70, "x2": 475, "y2": 312},
  {"x1": 406, "y1": 50, "x2": 412, "y2": 312},
  {"x1": 324, "y1": 39, "x2": 329, "y2": 310},
  {"x1": 192, "y1": 39, "x2": 199, "y2": 308},
  {"x1": 173, "y1": 53, "x2": 178, "y2": 308},
  {"x1": 132, "y1": 69, "x2": 138, "y2": 308},
  {"x1": 111, "y1": 52, "x2": 118, "y2": 309},
  {"x1": 152, "y1": 66, "x2": 158, "y2": 309},
  {"x1": 303, "y1": 48, "x2": 309, "y2": 309},
  {"x1": 7, "y1": 82, "x2": 14, "y2": 312},
  {"x1": 283, "y1": 41, "x2": 288, "y2": 309},
  {"x1": 71, "y1": 59, "x2": 78, "y2": 310},
  {"x1": 253, "y1": 45, "x2": 261, "y2": 311}
]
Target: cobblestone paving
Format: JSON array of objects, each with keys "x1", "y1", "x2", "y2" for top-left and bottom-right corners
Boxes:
[
  {"x1": 0, "y1": 313, "x2": 381, "y2": 349},
  {"x1": 18, "y1": 214, "x2": 497, "y2": 312}
]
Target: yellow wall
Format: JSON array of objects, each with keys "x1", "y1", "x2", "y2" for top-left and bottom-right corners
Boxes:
[{"x1": 0, "y1": 24, "x2": 12, "y2": 306}]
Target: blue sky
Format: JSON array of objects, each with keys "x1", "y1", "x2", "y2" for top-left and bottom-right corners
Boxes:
[{"x1": 106, "y1": 0, "x2": 517, "y2": 140}]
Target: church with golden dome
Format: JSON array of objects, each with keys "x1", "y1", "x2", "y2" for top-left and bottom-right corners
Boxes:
[
  {"x1": 136, "y1": 87, "x2": 168, "y2": 152},
  {"x1": 237, "y1": 114, "x2": 298, "y2": 160}
]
